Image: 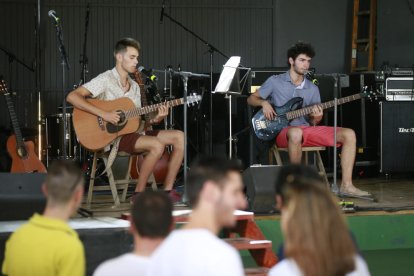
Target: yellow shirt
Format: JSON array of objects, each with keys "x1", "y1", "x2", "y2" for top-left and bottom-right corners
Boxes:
[{"x1": 2, "y1": 213, "x2": 85, "y2": 276}]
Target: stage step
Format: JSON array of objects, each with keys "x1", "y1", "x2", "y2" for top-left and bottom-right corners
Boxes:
[
  {"x1": 225, "y1": 237, "x2": 272, "y2": 250},
  {"x1": 225, "y1": 213, "x2": 278, "y2": 268},
  {"x1": 245, "y1": 267, "x2": 270, "y2": 276}
]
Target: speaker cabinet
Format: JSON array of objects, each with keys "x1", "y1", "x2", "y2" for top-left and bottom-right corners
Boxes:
[
  {"x1": 0, "y1": 173, "x2": 46, "y2": 221},
  {"x1": 243, "y1": 165, "x2": 282, "y2": 213},
  {"x1": 380, "y1": 102, "x2": 414, "y2": 173}
]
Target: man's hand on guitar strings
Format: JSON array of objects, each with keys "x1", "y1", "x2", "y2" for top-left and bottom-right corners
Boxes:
[
  {"x1": 261, "y1": 101, "x2": 277, "y2": 120},
  {"x1": 310, "y1": 104, "x2": 323, "y2": 125},
  {"x1": 310, "y1": 104, "x2": 323, "y2": 118},
  {"x1": 152, "y1": 105, "x2": 169, "y2": 123},
  {"x1": 102, "y1": 111, "x2": 121, "y2": 124}
]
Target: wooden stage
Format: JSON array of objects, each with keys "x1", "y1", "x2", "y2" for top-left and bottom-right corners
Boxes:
[{"x1": 80, "y1": 174, "x2": 414, "y2": 218}]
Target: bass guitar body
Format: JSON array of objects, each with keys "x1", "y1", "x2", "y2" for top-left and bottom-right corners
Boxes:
[{"x1": 252, "y1": 97, "x2": 303, "y2": 141}]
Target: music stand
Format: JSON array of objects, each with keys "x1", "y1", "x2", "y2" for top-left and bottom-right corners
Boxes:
[{"x1": 213, "y1": 56, "x2": 251, "y2": 158}]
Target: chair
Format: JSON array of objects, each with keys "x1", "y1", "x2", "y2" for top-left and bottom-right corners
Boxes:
[
  {"x1": 269, "y1": 144, "x2": 329, "y2": 185},
  {"x1": 86, "y1": 151, "x2": 157, "y2": 207}
]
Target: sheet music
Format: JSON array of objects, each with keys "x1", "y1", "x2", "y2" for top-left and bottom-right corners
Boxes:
[{"x1": 213, "y1": 56, "x2": 241, "y2": 93}]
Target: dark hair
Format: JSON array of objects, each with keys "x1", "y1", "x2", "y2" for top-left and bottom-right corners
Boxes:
[
  {"x1": 275, "y1": 164, "x2": 325, "y2": 206},
  {"x1": 131, "y1": 191, "x2": 173, "y2": 238},
  {"x1": 45, "y1": 160, "x2": 84, "y2": 204},
  {"x1": 186, "y1": 156, "x2": 243, "y2": 207},
  {"x1": 287, "y1": 42, "x2": 315, "y2": 65},
  {"x1": 114, "y1": 37, "x2": 141, "y2": 56}
]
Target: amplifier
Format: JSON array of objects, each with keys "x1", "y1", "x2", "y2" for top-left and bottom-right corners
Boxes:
[
  {"x1": 391, "y1": 68, "x2": 413, "y2": 76},
  {"x1": 385, "y1": 77, "x2": 414, "y2": 101},
  {"x1": 249, "y1": 67, "x2": 288, "y2": 93},
  {"x1": 380, "y1": 101, "x2": 414, "y2": 173}
]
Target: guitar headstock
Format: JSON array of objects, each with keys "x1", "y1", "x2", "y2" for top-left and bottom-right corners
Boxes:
[
  {"x1": 361, "y1": 85, "x2": 381, "y2": 101},
  {"x1": 0, "y1": 79, "x2": 9, "y2": 94},
  {"x1": 186, "y1": 93, "x2": 202, "y2": 106}
]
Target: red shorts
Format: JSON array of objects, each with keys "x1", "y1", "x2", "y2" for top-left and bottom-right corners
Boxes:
[
  {"x1": 118, "y1": 130, "x2": 159, "y2": 154},
  {"x1": 276, "y1": 126, "x2": 342, "y2": 148}
]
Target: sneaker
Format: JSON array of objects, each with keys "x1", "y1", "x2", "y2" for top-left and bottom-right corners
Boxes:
[{"x1": 167, "y1": 189, "x2": 182, "y2": 203}]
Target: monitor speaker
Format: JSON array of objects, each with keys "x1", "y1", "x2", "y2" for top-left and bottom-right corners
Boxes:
[
  {"x1": 243, "y1": 165, "x2": 282, "y2": 213},
  {"x1": 0, "y1": 173, "x2": 46, "y2": 221}
]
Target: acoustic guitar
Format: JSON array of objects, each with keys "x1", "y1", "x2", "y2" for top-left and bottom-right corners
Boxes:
[
  {"x1": 0, "y1": 79, "x2": 47, "y2": 173},
  {"x1": 72, "y1": 95, "x2": 201, "y2": 151}
]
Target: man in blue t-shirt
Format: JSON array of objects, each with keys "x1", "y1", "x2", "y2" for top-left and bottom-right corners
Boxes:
[{"x1": 247, "y1": 42, "x2": 370, "y2": 197}]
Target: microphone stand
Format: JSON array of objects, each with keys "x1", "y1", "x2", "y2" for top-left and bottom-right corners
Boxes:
[
  {"x1": 0, "y1": 46, "x2": 35, "y2": 92},
  {"x1": 78, "y1": 3, "x2": 90, "y2": 87},
  {"x1": 331, "y1": 98, "x2": 339, "y2": 193},
  {"x1": 169, "y1": 69, "x2": 209, "y2": 202},
  {"x1": 77, "y1": 3, "x2": 90, "y2": 163},
  {"x1": 51, "y1": 16, "x2": 70, "y2": 160},
  {"x1": 160, "y1": 6, "x2": 229, "y2": 155}
]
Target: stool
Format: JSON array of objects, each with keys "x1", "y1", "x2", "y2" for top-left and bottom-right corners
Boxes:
[
  {"x1": 86, "y1": 151, "x2": 157, "y2": 207},
  {"x1": 269, "y1": 144, "x2": 329, "y2": 186}
]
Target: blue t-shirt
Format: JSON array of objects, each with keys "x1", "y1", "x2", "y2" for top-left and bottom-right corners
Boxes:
[{"x1": 258, "y1": 71, "x2": 321, "y2": 126}]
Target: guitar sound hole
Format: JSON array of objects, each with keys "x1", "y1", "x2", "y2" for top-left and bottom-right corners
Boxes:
[
  {"x1": 117, "y1": 111, "x2": 126, "y2": 125},
  {"x1": 106, "y1": 110, "x2": 127, "y2": 134},
  {"x1": 17, "y1": 147, "x2": 28, "y2": 159}
]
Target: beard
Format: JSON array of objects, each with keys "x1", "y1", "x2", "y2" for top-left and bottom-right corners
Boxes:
[{"x1": 292, "y1": 64, "x2": 306, "y2": 76}]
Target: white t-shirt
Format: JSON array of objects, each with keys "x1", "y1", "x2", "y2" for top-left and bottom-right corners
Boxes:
[
  {"x1": 83, "y1": 67, "x2": 141, "y2": 108},
  {"x1": 146, "y1": 229, "x2": 244, "y2": 276},
  {"x1": 93, "y1": 253, "x2": 150, "y2": 276},
  {"x1": 268, "y1": 255, "x2": 370, "y2": 276}
]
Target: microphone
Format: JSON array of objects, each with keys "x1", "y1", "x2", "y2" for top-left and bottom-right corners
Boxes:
[
  {"x1": 138, "y1": 66, "x2": 158, "y2": 82},
  {"x1": 48, "y1": 10, "x2": 60, "y2": 24},
  {"x1": 305, "y1": 69, "x2": 319, "y2": 86}
]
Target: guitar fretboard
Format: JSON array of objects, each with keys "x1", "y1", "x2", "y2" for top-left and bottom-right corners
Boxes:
[
  {"x1": 3, "y1": 91, "x2": 25, "y2": 149},
  {"x1": 286, "y1": 93, "x2": 362, "y2": 120},
  {"x1": 125, "y1": 98, "x2": 185, "y2": 118}
]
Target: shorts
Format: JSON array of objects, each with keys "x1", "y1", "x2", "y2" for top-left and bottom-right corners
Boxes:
[
  {"x1": 118, "y1": 130, "x2": 160, "y2": 154},
  {"x1": 275, "y1": 126, "x2": 342, "y2": 148}
]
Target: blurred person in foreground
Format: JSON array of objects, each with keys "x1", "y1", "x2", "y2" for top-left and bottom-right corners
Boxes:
[
  {"x1": 146, "y1": 156, "x2": 247, "y2": 276},
  {"x1": 269, "y1": 179, "x2": 370, "y2": 276},
  {"x1": 2, "y1": 160, "x2": 85, "y2": 276},
  {"x1": 94, "y1": 191, "x2": 173, "y2": 276}
]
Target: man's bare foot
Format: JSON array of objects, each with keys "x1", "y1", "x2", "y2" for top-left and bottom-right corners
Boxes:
[{"x1": 340, "y1": 185, "x2": 371, "y2": 197}]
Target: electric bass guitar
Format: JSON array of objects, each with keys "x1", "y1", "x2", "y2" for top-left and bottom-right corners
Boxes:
[
  {"x1": 72, "y1": 94, "x2": 201, "y2": 150},
  {"x1": 252, "y1": 89, "x2": 373, "y2": 141},
  {"x1": 0, "y1": 79, "x2": 47, "y2": 173}
]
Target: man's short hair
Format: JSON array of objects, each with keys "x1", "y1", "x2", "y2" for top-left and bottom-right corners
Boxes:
[
  {"x1": 114, "y1": 37, "x2": 141, "y2": 56},
  {"x1": 287, "y1": 42, "x2": 315, "y2": 64},
  {"x1": 45, "y1": 160, "x2": 84, "y2": 204},
  {"x1": 131, "y1": 191, "x2": 173, "y2": 238},
  {"x1": 186, "y1": 156, "x2": 243, "y2": 207}
]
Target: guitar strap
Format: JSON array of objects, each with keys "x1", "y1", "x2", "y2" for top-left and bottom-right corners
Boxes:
[{"x1": 98, "y1": 136, "x2": 121, "y2": 177}]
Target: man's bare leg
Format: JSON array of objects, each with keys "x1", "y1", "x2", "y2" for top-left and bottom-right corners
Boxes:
[
  {"x1": 287, "y1": 127, "x2": 303, "y2": 164},
  {"x1": 337, "y1": 128, "x2": 370, "y2": 195},
  {"x1": 155, "y1": 130, "x2": 184, "y2": 190},
  {"x1": 133, "y1": 136, "x2": 165, "y2": 192}
]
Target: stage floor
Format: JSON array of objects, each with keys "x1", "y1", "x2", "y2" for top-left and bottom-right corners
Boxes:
[{"x1": 80, "y1": 174, "x2": 414, "y2": 218}]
